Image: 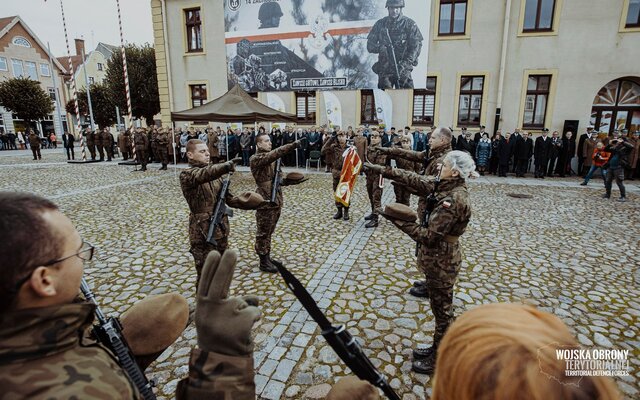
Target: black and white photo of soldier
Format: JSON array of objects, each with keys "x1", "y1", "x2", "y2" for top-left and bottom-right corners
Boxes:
[{"x1": 366, "y1": 0, "x2": 423, "y2": 89}]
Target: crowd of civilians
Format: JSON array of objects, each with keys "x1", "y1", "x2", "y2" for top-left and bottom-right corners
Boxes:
[{"x1": 0, "y1": 130, "x2": 59, "y2": 151}]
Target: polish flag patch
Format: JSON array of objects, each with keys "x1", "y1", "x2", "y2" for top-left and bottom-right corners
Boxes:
[{"x1": 443, "y1": 201, "x2": 451, "y2": 208}]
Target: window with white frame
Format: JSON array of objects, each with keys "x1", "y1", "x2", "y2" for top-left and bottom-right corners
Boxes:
[
  {"x1": 11, "y1": 59, "x2": 24, "y2": 77},
  {"x1": 12, "y1": 36, "x2": 31, "y2": 48},
  {"x1": 0, "y1": 57, "x2": 7, "y2": 71},
  {"x1": 48, "y1": 88, "x2": 56, "y2": 101},
  {"x1": 40, "y1": 63, "x2": 51, "y2": 76},
  {"x1": 97, "y1": 63, "x2": 103, "y2": 71},
  {"x1": 88, "y1": 77, "x2": 95, "y2": 84},
  {"x1": 24, "y1": 61, "x2": 38, "y2": 80}
]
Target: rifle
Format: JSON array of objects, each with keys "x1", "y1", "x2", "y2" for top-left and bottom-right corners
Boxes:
[
  {"x1": 206, "y1": 172, "x2": 234, "y2": 246},
  {"x1": 416, "y1": 166, "x2": 442, "y2": 256},
  {"x1": 385, "y1": 28, "x2": 401, "y2": 89},
  {"x1": 80, "y1": 279, "x2": 157, "y2": 400},
  {"x1": 271, "y1": 158, "x2": 282, "y2": 203},
  {"x1": 275, "y1": 265, "x2": 401, "y2": 400}
]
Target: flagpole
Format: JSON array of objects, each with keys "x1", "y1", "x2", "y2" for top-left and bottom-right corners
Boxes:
[{"x1": 115, "y1": 0, "x2": 136, "y2": 168}]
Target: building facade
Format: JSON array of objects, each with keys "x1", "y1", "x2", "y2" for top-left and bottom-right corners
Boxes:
[
  {"x1": 0, "y1": 16, "x2": 69, "y2": 136},
  {"x1": 151, "y1": 0, "x2": 640, "y2": 136}
]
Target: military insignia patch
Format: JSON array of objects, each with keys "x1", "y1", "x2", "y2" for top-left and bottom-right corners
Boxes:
[{"x1": 443, "y1": 201, "x2": 451, "y2": 208}]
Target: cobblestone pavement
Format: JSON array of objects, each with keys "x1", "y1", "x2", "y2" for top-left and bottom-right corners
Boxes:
[{"x1": 1, "y1": 150, "x2": 639, "y2": 399}]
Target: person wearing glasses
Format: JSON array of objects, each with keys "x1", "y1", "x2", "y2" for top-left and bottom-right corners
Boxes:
[{"x1": 0, "y1": 192, "x2": 263, "y2": 398}]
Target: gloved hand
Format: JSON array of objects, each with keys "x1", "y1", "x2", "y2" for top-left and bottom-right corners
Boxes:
[
  {"x1": 374, "y1": 146, "x2": 390, "y2": 154},
  {"x1": 326, "y1": 376, "x2": 379, "y2": 400},
  {"x1": 195, "y1": 250, "x2": 261, "y2": 356},
  {"x1": 223, "y1": 157, "x2": 243, "y2": 173},
  {"x1": 363, "y1": 162, "x2": 384, "y2": 174}
]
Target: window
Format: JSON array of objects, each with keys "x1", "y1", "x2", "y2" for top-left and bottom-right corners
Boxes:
[
  {"x1": 25, "y1": 61, "x2": 37, "y2": 80},
  {"x1": 88, "y1": 77, "x2": 95, "y2": 84},
  {"x1": 0, "y1": 57, "x2": 7, "y2": 71},
  {"x1": 413, "y1": 77, "x2": 437, "y2": 125},
  {"x1": 185, "y1": 8, "x2": 203, "y2": 52},
  {"x1": 627, "y1": 0, "x2": 640, "y2": 27},
  {"x1": 11, "y1": 59, "x2": 24, "y2": 77},
  {"x1": 523, "y1": 75, "x2": 551, "y2": 128},
  {"x1": 190, "y1": 84, "x2": 207, "y2": 107},
  {"x1": 458, "y1": 76, "x2": 484, "y2": 126},
  {"x1": 361, "y1": 90, "x2": 378, "y2": 124},
  {"x1": 40, "y1": 63, "x2": 51, "y2": 76},
  {"x1": 439, "y1": 0, "x2": 468, "y2": 35},
  {"x1": 295, "y1": 91, "x2": 316, "y2": 123},
  {"x1": 12, "y1": 36, "x2": 31, "y2": 47},
  {"x1": 97, "y1": 63, "x2": 103, "y2": 71},
  {"x1": 523, "y1": 0, "x2": 556, "y2": 31},
  {"x1": 48, "y1": 88, "x2": 56, "y2": 101}
]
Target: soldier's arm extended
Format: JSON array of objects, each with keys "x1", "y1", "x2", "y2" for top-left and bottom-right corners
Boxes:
[
  {"x1": 320, "y1": 136, "x2": 336, "y2": 156},
  {"x1": 250, "y1": 142, "x2": 298, "y2": 168},
  {"x1": 387, "y1": 198, "x2": 457, "y2": 247},
  {"x1": 382, "y1": 168, "x2": 436, "y2": 193},
  {"x1": 380, "y1": 147, "x2": 427, "y2": 163},
  {"x1": 180, "y1": 162, "x2": 234, "y2": 189}
]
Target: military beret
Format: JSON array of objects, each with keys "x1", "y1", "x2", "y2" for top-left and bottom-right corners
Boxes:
[
  {"x1": 120, "y1": 293, "x2": 188, "y2": 356},
  {"x1": 233, "y1": 191, "x2": 265, "y2": 210},
  {"x1": 380, "y1": 202, "x2": 417, "y2": 222},
  {"x1": 283, "y1": 172, "x2": 308, "y2": 186}
]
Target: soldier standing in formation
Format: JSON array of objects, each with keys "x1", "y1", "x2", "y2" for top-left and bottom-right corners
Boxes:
[
  {"x1": 392, "y1": 135, "x2": 421, "y2": 206},
  {"x1": 85, "y1": 128, "x2": 96, "y2": 160},
  {"x1": 370, "y1": 150, "x2": 476, "y2": 374},
  {"x1": 363, "y1": 131, "x2": 387, "y2": 228},
  {"x1": 27, "y1": 129, "x2": 41, "y2": 160},
  {"x1": 250, "y1": 133, "x2": 305, "y2": 272},
  {"x1": 366, "y1": 0, "x2": 423, "y2": 89},
  {"x1": 101, "y1": 128, "x2": 114, "y2": 161},
  {"x1": 118, "y1": 129, "x2": 131, "y2": 160},
  {"x1": 95, "y1": 129, "x2": 105, "y2": 161},
  {"x1": 155, "y1": 128, "x2": 170, "y2": 170},
  {"x1": 133, "y1": 128, "x2": 149, "y2": 171},
  {"x1": 376, "y1": 127, "x2": 453, "y2": 297},
  {"x1": 321, "y1": 130, "x2": 349, "y2": 221},
  {"x1": 179, "y1": 139, "x2": 258, "y2": 284}
]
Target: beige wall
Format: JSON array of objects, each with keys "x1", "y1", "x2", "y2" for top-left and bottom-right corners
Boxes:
[
  {"x1": 155, "y1": 0, "x2": 640, "y2": 136},
  {"x1": 75, "y1": 50, "x2": 109, "y2": 90}
]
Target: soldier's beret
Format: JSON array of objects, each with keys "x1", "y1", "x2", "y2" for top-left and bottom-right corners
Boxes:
[
  {"x1": 233, "y1": 191, "x2": 265, "y2": 210},
  {"x1": 120, "y1": 293, "x2": 188, "y2": 356},
  {"x1": 380, "y1": 202, "x2": 417, "y2": 222}
]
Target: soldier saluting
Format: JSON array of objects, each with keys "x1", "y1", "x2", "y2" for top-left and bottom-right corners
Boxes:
[
  {"x1": 250, "y1": 133, "x2": 306, "y2": 273},
  {"x1": 367, "y1": 0, "x2": 423, "y2": 89}
]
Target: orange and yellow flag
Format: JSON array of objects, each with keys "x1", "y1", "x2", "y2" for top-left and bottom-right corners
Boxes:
[{"x1": 335, "y1": 146, "x2": 362, "y2": 207}]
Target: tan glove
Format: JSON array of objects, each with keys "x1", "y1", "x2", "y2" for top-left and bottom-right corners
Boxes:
[
  {"x1": 195, "y1": 250, "x2": 261, "y2": 356},
  {"x1": 222, "y1": 157, "x2": 243, "y2": 173},
  {"x1": 326, "y1": 376, "x2": 379, "y2": 400},
  {"x1": 363, "y1": 162, "x2": 384, "y2": 174}
]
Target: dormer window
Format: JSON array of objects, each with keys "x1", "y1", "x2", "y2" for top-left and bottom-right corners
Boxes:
[{"x1": 12, "y1": 36, "x2": 32, "y2": 48}]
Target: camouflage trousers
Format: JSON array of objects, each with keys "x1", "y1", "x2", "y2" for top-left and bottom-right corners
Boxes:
[
  {"x1": 418, "y1": 241, "x2": 462, "y2": 347},
  {"x1": 135, "y1": 147, "x2": 147, "y2": 169},
  {"x1": 255, "y1": 206, "x2": 281, "y2": 255},
  {"x1": 157, "y1": 148, "x2": 169, "y2": 166},
  {"x1": 189, "y1": 214, "x2": 229, "y2": 285},
  {"x1": 104, "y1": 144, "x2": 113, "y2": 161},
  {"x1": 88, "y1": 144, "x2": 96, "y2": 160},
  {"x1": 393, "y1": 184, "x2": 411, "y2": 206},
  {"x1": 332, "y1": 173, "x2": 345, "y2": 208},
  {"x1": 377, "y1": 73, "x2": 414, "y2": 90},
  {"x1": 96, "y1": 145, "x2": 104, "y2": 160},
  {"x1": 365, "y1": 173, "x2": 383, "y2": 214}
]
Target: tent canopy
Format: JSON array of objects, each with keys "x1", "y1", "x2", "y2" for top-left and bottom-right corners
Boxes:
[{"x1": 171, "y1": 84, "x2": 297, "y2": 123}]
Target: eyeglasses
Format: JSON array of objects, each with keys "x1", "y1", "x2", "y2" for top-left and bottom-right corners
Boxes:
[{"x1": 13, "y1": 241, "x2": 94, "y2": 292}]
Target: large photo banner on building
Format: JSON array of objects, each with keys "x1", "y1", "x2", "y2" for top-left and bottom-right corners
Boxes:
[{"x1": 224, "y1": 0, "x2": 430, "y2": 92}]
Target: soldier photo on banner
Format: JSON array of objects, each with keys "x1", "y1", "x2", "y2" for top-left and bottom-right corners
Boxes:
[{"x1": 224, "y1": 0, "x2": 430, "y2": 92}]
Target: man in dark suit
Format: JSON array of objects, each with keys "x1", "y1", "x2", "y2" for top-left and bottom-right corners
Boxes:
[
  {"x1": 381, "y1": 128, "x2": 393, "y2": 148},
  {"x1": 474, "y1": 125, "x2": 486, "y2": 143},
  {"x1": 510, "y1": 129, "x2": 523, "y2": 173},
  {"x1": 557, "y1": 131, "x2": 576, "y2": 177},
  {"x1": 577, "y1": 125, "x2": 595, "y2": 176},
  {"x1": 413, "y1": 128, "x2": 427, "y2": 151},
  {"x1": 62, "y1": 132, "x2": 75, "y2": 160},
  {"x1": 547, "y1": 131, "x2": 563, "y2": 176},
  {"x1": 514, "y1": 131, "x2": 534, "y2": 177},
  {"x1": 534, "y1": 129, "x2": 552, "y2": 178}
]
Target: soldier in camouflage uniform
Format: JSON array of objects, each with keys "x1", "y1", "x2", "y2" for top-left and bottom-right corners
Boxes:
[
  {"x1": 364, "y1": 131, "x2": 387, "y2": 228},
  {"x1": 101, "y1": 128, "x2": 114, "y2": 161},
  {"x1": 321, "y1": 131, "x2": 350, "y2": 221},
  {"x1": 366, "y1": 0, "x2": 423, "y2": 89},
  {"x1": 250, "y1": 133, "x2": 305, "y2": 272},
  {"x1": 95, "y1": 129, "x2": 105, "y2": 161},
  {"x1": 0, "y1": 192, "x2": 266, "y2": 399},
  {"x1": 155, "y1": 128, "x2": 171, "y2": 170},
  {"x1": 150, "y1": 128, "x2": 159, "y2": 163},
  {"x1": 118, "y1": 129, "x2": 132, "y2": 160},
  {"x1": 392, "y1": 135, "x2": 421, "y2": 205},
  {"x1": 370, "y1": 150, "x2": 475, "y2": 375},
  {"x1": 84, "y1": 128, "x2": 97, "y2": 160},
  {"x1": 133, "y1": 128, "x2": 149, "y2": 171}
]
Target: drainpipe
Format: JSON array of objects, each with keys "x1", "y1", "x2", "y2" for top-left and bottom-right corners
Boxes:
[{"x1": 494, "y1": 0, "x2": 512, "y2": 134}]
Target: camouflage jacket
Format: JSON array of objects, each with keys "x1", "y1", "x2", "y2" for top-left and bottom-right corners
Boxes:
[
  {"x1": 249, "y1": 142, "x2": 297, "y2": 208},
  {"x1": 366, "y1": 15, "x2": 423, "y2": 75},
  {"x1": 180, "y1": 161, "x2": 236, "y2": 245},
  {"x1": 28, "y1": 133, "x2": 41, "y2": 148},
  {"x1": 133, "y1": 132, "x2": 149, "y2": 148},
  {"x1": 321, "y1": 137, "x2": 347, "y2": 178},
  {"x1": 390, "y1": 177, "x2": 471, "y2": 247},
  {"x1": 156, "y1": 131, "x2": 170, "y2": 147},
  {"x1": 0, "y1": 303, "x2": 139, "y2": 399},
  {"x1": 101, "y1": 131, "x2": 114, "y2": 146},
  {"x1": 365, "y1": 144, "x2": 387, "y2": 178},
  {"x1": 85, "y1": 131, "x2": 95, "y2": 146}
]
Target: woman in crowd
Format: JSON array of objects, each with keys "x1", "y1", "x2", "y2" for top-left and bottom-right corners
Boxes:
[{"x1": 475, "y1": 132, "x2": 492, "y2": 175}]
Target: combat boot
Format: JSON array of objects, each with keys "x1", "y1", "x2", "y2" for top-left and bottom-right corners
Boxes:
[
  {"x1": 268, "y1": 254, "x2": 283, "y2": 268},
  {"x1": 333, "y1": 206, "x2": 343, "y2": 219},
  {"x1": 412, "y1": 346, "x2": 437, "y2": 375},
  {"x1": 259, "y1": 254, "x2": 277, "y2": 273},
  {"x1": 364, "y1": 212, "x2": 374, "y2": 220},
  {"x1": 365, "y1": 214, "x2": 378, "y2": 228},
  {"x1": 343, "y1": 207, "x2": 350, "y2": 221},
  {"x1": 409, "y1": 284, "x2": 429, "y2": 298}
]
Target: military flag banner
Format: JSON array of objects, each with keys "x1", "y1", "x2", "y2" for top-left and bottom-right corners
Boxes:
[
  {"x1": 224, "y1": 0, "x2": 430, "y2": 92},
  {"x1": 323, "y1": 91, "x2": 343, "y2": 129},
  {"x1": 335, "y1": 146, "x2": 362, "y2": 207}
]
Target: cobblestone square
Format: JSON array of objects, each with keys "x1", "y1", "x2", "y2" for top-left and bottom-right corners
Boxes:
[{"x1": 2, "y1": 149, "x2": 639, "y2": 399}]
